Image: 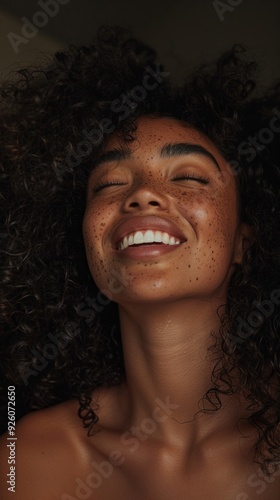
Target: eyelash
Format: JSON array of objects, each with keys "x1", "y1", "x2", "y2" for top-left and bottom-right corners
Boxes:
[
  {"x1": 94, "y1": 181, "x2": 126, "y2": 192},
  {"x1": 94, "y1": 174, "x2": 210, "y2": 192},
  {"x1": 172, "y1": 174, "x2": 210, "y2": 184}
]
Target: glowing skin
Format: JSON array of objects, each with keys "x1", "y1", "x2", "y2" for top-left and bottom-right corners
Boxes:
[
  {"x1": 5, "y1": 117, "x2": 280, "y2": 500},
  {"x1": 82, "y1": 115, "x2": 253, "y2": 440},
  {"x1": 83, "y1": 116, "x2": 248, "y2": 306},
  {"x1": 77, "y1": 118, "x2": 272, "y2": 499}
]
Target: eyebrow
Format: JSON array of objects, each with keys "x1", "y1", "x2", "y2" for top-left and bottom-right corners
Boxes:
[
  {"x1": 92, "y1": 149, "x2": 130, "y2": 171},
  {"x1": 92, "y1": 142, "x2": 221, "y2": 173},
  {"x1": 160, "y1": 143, "x2": 221, "y2": 171}
]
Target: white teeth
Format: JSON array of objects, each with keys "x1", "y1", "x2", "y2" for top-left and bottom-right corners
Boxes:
[
  {"x1": 162, "y1": 232, "x2": 169, "y2": 244},
  {"x1": 143, "y1": 230, "x2": 155, "y2": 243},
  {"x1": 118, "y1": 230, "x2": 182, "y2": 250},
  {"x1": 123, "y1": 236, "x2": 128, "y2": 248},
  {"x1": 154, "y1": 230, "x2": 162, "y2": 242},
  {"x1": 133, "y1": 231, "x2": 144, "y2": 244}
]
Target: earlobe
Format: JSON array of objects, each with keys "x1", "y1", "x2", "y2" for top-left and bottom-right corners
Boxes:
[{"x1": 234, "y1": 223, "x2": 255, "y2": 264}]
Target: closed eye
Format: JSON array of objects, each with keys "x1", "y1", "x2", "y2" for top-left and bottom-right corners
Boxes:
[
  {"x1": 94, "y1": 180, "x2": 127, "y2": 192},
  {"x1": 172, "y1": 175, "x2": 210, "y2": 185}
]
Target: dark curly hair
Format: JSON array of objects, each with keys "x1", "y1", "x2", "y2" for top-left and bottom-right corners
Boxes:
[{"x1": 0, "y1": 26, "x2": 280, "y2": 475}]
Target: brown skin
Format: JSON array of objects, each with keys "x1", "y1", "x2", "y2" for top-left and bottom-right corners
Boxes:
[{"x1": 1, "y1": 117, "x2": 280, "y2": 499}]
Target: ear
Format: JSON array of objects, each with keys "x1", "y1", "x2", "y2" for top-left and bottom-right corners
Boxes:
[{"x1": 233, "y1": 222, "x2": 255, "y2": 265}]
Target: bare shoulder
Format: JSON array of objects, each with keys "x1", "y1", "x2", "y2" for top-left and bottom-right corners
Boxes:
[{"x1": 0, "y1": 399, "x2": 87, "y2": 500}]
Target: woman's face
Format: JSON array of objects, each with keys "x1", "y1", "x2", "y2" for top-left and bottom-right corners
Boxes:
[{"x1": 83, "y1": 116, "x2": 249, "y2": 304}]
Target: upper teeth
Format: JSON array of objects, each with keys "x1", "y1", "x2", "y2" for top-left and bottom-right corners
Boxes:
[{"x1": 118, "y1": 230, "x2": 182, "y2": 250}]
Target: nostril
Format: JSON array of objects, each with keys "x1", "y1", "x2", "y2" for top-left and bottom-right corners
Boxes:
[
  {"x1": 149, "y1": 201, "x2": 160, "y2": 206},
  {"x1": 129, "y1": 202, "x2": 139, "y2": 207}
]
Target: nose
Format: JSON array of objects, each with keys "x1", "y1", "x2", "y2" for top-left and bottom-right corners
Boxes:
[{"x1": 122, "y1": 184, "x2": 169, "y2": 212}]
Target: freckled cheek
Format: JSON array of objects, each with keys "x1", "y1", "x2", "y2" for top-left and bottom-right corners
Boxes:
[
  {"x1": 177, "y1": 193, "x2": 237, "y2": 246},
  {"x1": 215, "y1": 194, "x2": 239, "y2": 238},
  {"x1": 82, "y1": 220, "x2": 110, "y2": 286},
  {"x1": 82, "y1": 199, "x2": 120, "y2": 255},
  {"x1": 176, "y1": 196, "x2": 215, "y2": 230},
  {"x1": 82, "y1": 212, "x2": 104, "y2": 259}
]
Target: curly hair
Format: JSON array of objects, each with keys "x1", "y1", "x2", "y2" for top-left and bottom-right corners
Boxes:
[{"x1": 0, "y1": 26, "x2": 279, "y2": 475}]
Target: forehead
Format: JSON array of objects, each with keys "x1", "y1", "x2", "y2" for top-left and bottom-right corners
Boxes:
[{"x1": 104, "y1": 116, "x2": 225, "y2": 164}]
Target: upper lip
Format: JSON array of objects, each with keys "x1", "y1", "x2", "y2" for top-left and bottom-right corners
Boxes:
[{"x1": 111, "y1": 215, "x2": 187, "y2": 249}]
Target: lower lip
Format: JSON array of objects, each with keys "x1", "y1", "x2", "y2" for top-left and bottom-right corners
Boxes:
[{"x1": 116, "y1": 243, "x2": 182, "y2": 260}]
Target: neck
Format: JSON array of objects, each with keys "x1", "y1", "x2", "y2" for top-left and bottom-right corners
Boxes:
[{"x1": 117, "y1": 298, "x2": 247, "y2": 446}]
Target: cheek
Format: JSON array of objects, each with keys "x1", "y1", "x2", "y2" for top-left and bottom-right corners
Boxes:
[
  {"x1": 183, "y1": 188, "x2": 236, "y2": 229},
  {"x1": 177, "y1": 190, "x2": 225, "y2": 228},
  {"x1": 83, "y1": 202, "x2": 126, "y2": 292},
  {"x1": 83, "y1": 209, "x2": 101, "y2": 251},
  {"x1": 177, "y1": 191, "x2": 238, "y2": 264},
  {"x1": 82, "y1": 209, "x2": 107, "y2": 278},
  {"x1": 83, "y1": 196, "x2": 118, "y2": 246}
]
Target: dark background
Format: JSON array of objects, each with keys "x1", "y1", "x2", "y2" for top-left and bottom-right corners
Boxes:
[
  {"x1": 0, "y1": 0, "x2": 280, "y2": 85},
  {"x1": 0, "y1": 0, "x2": 279, "y2": 431}
]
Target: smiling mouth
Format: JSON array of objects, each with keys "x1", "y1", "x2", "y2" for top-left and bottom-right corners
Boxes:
[{"x1": 117, "y1": 230, "x2": 183, "y2": 250}]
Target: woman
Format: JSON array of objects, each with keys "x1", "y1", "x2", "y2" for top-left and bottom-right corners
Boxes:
[{"x1": 0, "y1": 27, "x2": 280, "y2": 499}]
